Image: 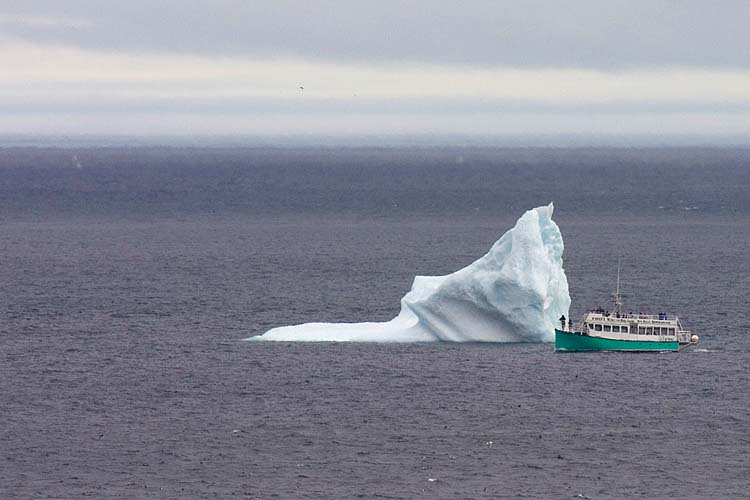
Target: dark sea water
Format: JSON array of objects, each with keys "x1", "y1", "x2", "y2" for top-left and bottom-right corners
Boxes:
[{"x1": 1, "y1": 147, "x2": 749, "y2": 499}]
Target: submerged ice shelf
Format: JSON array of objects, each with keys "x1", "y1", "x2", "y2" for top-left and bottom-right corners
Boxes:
[{"x1": 249, "y1": 204, "x2": 570, "y2": 343}]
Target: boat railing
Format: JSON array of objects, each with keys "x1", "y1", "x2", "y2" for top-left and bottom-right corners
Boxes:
[
  {"x1": 588, "y1": 311, "x2": 678, "y2": 321},
  {"x1": 676, "y1": 330, "x2": 692, "y2": 343}
]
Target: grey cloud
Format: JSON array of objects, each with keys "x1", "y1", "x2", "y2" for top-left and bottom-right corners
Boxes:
[{"x1": 2, "y1": 0, "x2": 749, "y2": 69}]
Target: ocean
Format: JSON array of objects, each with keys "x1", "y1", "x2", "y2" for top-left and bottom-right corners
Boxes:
[{"x1": 1, "y1": 146, "x2": 749, "y2": 499}]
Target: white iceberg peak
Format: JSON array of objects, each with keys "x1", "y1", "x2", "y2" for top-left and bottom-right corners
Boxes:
[{"x1": 248, "y1": 204, "x2": 570, "y2": 342}]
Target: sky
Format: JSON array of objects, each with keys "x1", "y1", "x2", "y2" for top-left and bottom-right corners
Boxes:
[{"x1": 1, "y1": 1, "x2": 749, "y2": 139}]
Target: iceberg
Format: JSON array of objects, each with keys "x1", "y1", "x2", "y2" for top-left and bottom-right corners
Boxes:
[{"x1": 248, "y1": 204, "x2": 570, "y2": 343}]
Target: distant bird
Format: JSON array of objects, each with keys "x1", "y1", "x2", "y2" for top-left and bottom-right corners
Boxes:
[{"x1": 298, "y1": 86, "x2": 304, "y2": 90}]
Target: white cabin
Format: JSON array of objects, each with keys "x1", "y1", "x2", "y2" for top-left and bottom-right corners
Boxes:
[{"x1": 579, "y1": 311, "x2": 693, "y2": 344}]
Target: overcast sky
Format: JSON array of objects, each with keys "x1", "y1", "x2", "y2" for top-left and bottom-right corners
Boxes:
[{"x1": 1, "y1": 1, "x2": 749, "y2": 138}]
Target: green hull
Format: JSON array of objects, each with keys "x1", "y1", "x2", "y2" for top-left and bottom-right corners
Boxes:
[{"x1": 555, "y1": 329, "x2": 679, "y2": 352}]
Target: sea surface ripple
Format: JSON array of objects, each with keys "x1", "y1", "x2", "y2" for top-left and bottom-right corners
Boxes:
[{"x1": 1, "y1": 146, "x2": 749, "y2": 499}]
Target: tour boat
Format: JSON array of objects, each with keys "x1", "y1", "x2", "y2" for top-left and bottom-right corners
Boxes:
[{"x1": 555, "y1": 269, "x2": 699, "y2": 352}]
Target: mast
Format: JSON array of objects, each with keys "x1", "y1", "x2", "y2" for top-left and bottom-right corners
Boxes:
[{"x1": 613, "y1": 263, "x2": 623, "y2": 315}]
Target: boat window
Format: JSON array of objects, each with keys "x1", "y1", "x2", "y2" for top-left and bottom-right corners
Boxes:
[
  {"x1": 645, "y1": 327, "x2": 653, "y2": 334},
  {"x1": 612, "y1": 325, "x2": 620, "y2": 332},
  {"x1": 622, "y1": 326, "x2": 629, "y2": 333},
  {"x1": 594, "y1": 324, "x2": 602, "y2": 331},
  {"x1": 638, "y1": 327, "x2": 645, "y2": 334},
  {"x1": 603, "y1": 325, "x2": 611, "y2": 332},
  {"x1": 588, "y1": 323, "x2": 594, "y2": 330},
  {"x1": 668, "y1": 328, "x2": 675, "y2": 335}
]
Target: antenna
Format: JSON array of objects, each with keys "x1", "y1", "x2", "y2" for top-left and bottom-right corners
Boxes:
[{"x1": 613, "y1": 259, "x2": 623, "y2": 314}]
